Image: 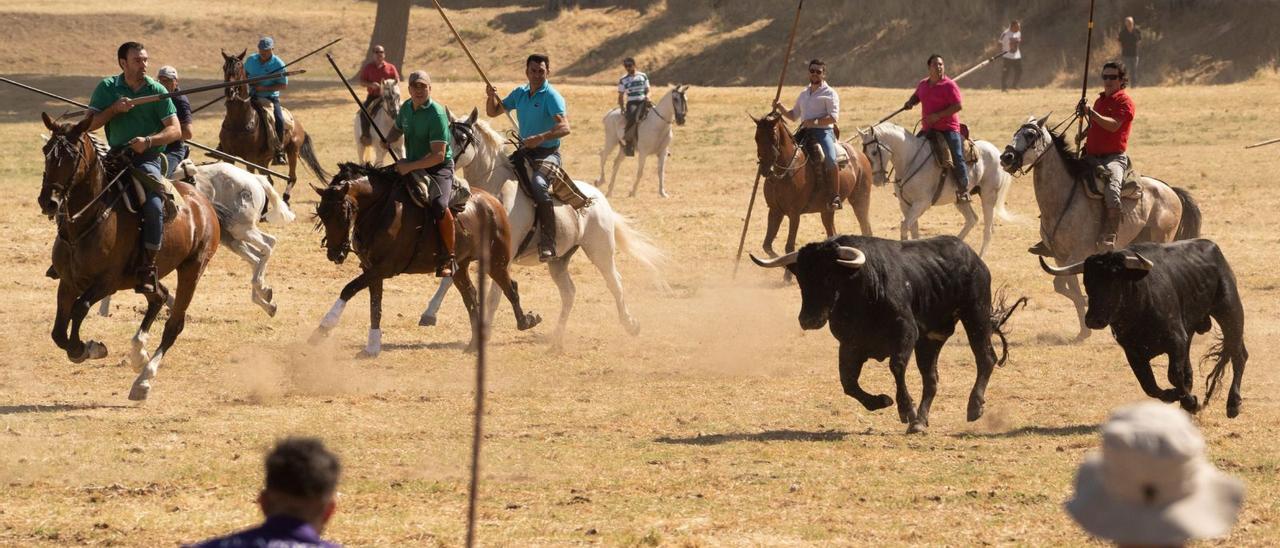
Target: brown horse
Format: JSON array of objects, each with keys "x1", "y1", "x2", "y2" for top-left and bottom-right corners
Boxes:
[
  {"x1": 754, "y1": 113, "x2": 873, "y2": 266},
  {"x1": 218, "y1": 49, "x2": 328, "y2": 204},
  {"x1": 309, "y1": 163, "x2": 541, "y2": 356},
  {"x1": 39, "y1": 113, "x2": 221, "y2": 401}
]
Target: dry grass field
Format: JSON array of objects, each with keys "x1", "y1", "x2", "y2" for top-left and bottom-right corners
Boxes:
[{"x1": 4, "y1": 3, "x2": 1280, "y2": 547}]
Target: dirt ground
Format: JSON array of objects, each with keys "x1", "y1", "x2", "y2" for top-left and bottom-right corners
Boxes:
[{"x1": 2, "y1": 6, "x2": 1280, "y2": 546}]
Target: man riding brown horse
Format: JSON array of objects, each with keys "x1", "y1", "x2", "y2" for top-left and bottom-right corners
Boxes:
[
  {"x1": 385, "y1": 70, "x2": 458, "y2": 277},
  {"x1": 773, "y1": 58, "x2": 842, "y2": 211}
]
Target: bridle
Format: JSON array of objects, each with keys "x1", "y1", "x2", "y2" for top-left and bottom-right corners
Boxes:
[
  {"x1": 450, "y1": 120, "x2": 476, "y2": 161},
  {"x1": 860, "y1": 127, "x2": 894, "y2": 185},
  {"x1": 41, "y1": 132, "x2": 128, "y2": 240},
  {"x1": 758, "y1": 116, "x2": 805, "y2": 179},
  {"x1": 1004, "y1": 122, "x2": 1054, "y2": 178},
  {"x1": 316, "y1": 185, "x2": 357, "y2": 261},
  {"x1": 380, "y1": 80, "x2": 400, "y2": 121}
]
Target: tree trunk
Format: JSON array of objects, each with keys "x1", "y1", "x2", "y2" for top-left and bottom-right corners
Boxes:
[{"x1": 368, "y1": 0, "x2": 411, "y2": 70}]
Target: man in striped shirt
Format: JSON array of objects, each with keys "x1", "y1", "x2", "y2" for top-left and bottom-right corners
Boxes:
[{"x1": 617, "y1": 57, "x2": 649, "y2": 156}]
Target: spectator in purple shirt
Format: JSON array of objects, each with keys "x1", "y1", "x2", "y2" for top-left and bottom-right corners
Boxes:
[{"x1": 188, "y1": 438, "x2": 342, "y2": 547}]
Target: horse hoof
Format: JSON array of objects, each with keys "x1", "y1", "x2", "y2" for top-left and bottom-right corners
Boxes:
[
  {"x1": 262, "y1": 287, "x2": 274, "y2": 303},
  {"x1": 624, "y1": 319, "x2": 641, "y2": 336},
  {"x1": 906, "y1": 422, "x2": 928, "y2": 435},
  {"x1": 307, "y1": 327, "x2": 330, "y2": 346},
  {"x1": 418, "y1": 314, "x2": 437, "y2": 327},
  {"x1": 659, "y1": 192, "x2": 670, "y2": 199},
  {"x1": 266, "y1": 303, "x2": 278, "y2": 318},
  {"x1": 967, "y1": 398, "x2": 986, "y2": 422},
  {"x1": 355, "y1": 349, "x2": 378, "y2": 360},
  {"x1": 282, "y1": 193, "x2": 292, "y2": 205},
  {"x1": 128, "y1": 382, "x2": 150, "y2": 401},
  {"x1": 1072, "y1": 330, "x2": 1091, "y2": 343},
  {"x1": 518, "y1": 313, "x2": 543, "y2": 331},
  {"x1": 1227, "y1": 401, "x2": 1242, "y2": 418}
]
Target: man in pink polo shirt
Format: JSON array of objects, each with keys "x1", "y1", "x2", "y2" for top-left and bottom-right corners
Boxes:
[
  {"x1": 1078, "y1": 60, "x2": 1135, "y2": 250},
  {"x1": 903, "y1": 54, "x2": 970, "y2": 202}
]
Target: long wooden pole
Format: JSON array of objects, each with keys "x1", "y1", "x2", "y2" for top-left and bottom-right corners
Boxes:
[
  {"x1": 191, "y1": 38, "x2": 342, "y2": 116},
  {"x1": 1245, "y1": 137, "x2": 1280, "y2": 149},
  {"x1": 326, "y1": 53, "x2": 400, "y2": 163},
  {"x1": 733, "y1": 0, "x2": 804, "y2": 277},
  {"x1": 465, "y1": 220, "x2": 491, "y2": 548},
  {"x1": 431, "y1": 0, "x2": 521, "y2": 138},
  {"x1": 59, "y1": 70, "x2": 307, "y2": 117},
  {"x1": 874, "y1": 50, "x2": 1008, "y2": 125},
  {"x1": 1075, "y1": 0, "x2": 1098, "y2": 157}
]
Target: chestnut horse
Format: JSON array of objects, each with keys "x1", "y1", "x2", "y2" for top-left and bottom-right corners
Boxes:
[
  {"x1": 753, "y1": 113, "x2": 873, "y2": 267},
  {"x1": 309, "y1": 163, "x2": 541, "y2": 356},
  {"x1": 39, "y1": 113, "x2": 221, "y2": 401},
  {"x1": 219, "y1": 49, "x2": 328, "y2": 204}
]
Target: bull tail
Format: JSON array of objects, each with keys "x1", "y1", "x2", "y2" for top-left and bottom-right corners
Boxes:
[
  {"x1": 990, "y1": 289, "x2": 1029, "y2": 367},
  {"x1": 1200, "y1": 331, "x2": 1231, "y2": 407},
  {"x1": 299, "y1": 134, "x2": 330, "y2": 184},
  {"x1": 614, "y1": 212, "x2": 670, "y2": 292},
  {"x1": 1172, "y1": 186, "x2": 1202, "y2": 240}
]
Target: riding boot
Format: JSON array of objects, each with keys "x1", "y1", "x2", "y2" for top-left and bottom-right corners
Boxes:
[
  {"x1": 535, "y1": 201, "x2": 557, "y2": 262},
  {"x1": 134, "y1": 248, "x2": 159, "y2": 295},
  {"x1": 1027, "y1": 241, "x2": 1053, "y2": 257},
  {"x1": 953, "y1": 170, "x2": 971, "y2": 202},
  {"x1": 1100, "y1": 206, "x2": 1122, "y2": 251},
  {"x1": 435, "y1": 209, "x2": 457, "y2": 278},
  {"x1": 825, "y1": 163, "x2": 843, "y2": 210}
]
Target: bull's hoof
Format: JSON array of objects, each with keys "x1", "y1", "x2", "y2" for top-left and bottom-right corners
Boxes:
[
  {"x1": 518, "y1": 312, "x2": 543, "y2": 331},
  {"x1": 865, "y1": 394, "x2": 894, "y2": 411},
  {"x1": 1180, "y1": 395, "x2": 1200, "y2": 414},
  {"x1": 282, "y1": 193, "x2": 292, "y2": 205},
  {"x1": 418, "y1": 314, "x2": 437, "y2": 327},
  {"x1": 1158, "y1": 388, "x2": 1181, "y2": 403},
  {"x1": 128, "y1": 382, "x2": 150, "y2": 401},
  {"x1": 897, "y1": 408, "x2": 912, "y2": 424},
  {"x1": 906, "y1": 421, "x2": 928, "y2": 435},
  {"x1": 967, "y1": 398, "x2": 986, "y2": 422},
  {"x1": 1227, "y1": 399, "x2": 1242, "y2": 418},
  {"x1": 307, "y1": 326, "x2": 331, "y2": 346}
]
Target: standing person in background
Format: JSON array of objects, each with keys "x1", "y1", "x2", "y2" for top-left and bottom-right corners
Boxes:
[
  {"x1": 156, "y1": 65, "x2": 193, "y2": 177},
  {"x1": 999, "y1": 20, "x2": 1023, "y2": 92},
  {"x1": 1119, "y1": 17, "x2": 1142, "y2": 87}
]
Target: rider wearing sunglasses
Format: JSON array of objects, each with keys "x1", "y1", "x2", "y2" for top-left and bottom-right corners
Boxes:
[
  {"x1": 773, "y1": 58, "x2": 842, "y2": 210},
  {"x1": 1076, "y1": 61, "x2": 1134, "y2": 250}
]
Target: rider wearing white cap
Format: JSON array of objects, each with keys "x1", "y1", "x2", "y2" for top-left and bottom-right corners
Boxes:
[{"x1": 155, "y1": 65, "x2": 193, "y2": 177}]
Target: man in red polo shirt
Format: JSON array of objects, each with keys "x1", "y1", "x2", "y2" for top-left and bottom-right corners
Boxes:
[
  {"x1": 1078, "y1": 60, "x2": 1135, "y2": 250},
  {"x1": 903, "y1": 54, "x2": 970, "y2": 202},
  {"x1": 358, "y1": 44, "x2": 401, "y2": 145}
]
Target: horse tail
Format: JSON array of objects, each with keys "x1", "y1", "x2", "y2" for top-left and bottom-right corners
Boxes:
[
  {"x1": 613, "y1": 212, "x2": 669, "y2": 292},
  {"x1": 1172, "y1": 186, "x2": 1202, "y2": 240},
  {"x1": 258, "y1": 173, "x2": 296, "y2": 224},
  {"x1": 992, "y1": 169, "x2": 1018, "y2": 223},
  {"x1": 299, "y1": 134, "x2": 330, "y2": 183}
]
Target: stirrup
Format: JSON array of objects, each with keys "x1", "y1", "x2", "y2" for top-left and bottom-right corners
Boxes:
[
  {"x1": 955, "y1": 189, "x2": 971, "y2": 202},
  {"x1": 134, "y1": 268, "x2": 158, "y2": 295},
  {"x1": 538, "y1": 245, "x2": 556, "y2": 262},
  {"x1": 435, "y1": 256, "x2": 456, "y2": 278},
  {"x1": 828, "y1": 196, "x2": 843, "y2": 210},
  {"x1": 1028, "y1": 241, "x2": 1053, "y2": 257}
]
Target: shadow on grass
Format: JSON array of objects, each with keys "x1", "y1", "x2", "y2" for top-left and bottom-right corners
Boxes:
[
  {"x1": 655, "y1": 429, "x2": 849, "y2": 446},
  {"x1": 950, "y1": 424, "x2": 1097, "y2": 439},
  {"x1": 0, "y1": 403, "x2": 132, "y2": 415}
]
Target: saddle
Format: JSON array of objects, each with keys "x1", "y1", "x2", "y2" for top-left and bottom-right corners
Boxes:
[
  {"x1": 123, "y1": 164, "x2": 184, "y2": 223},
  {"x1": 802, "y1": 139, "x2": 850, "y2": 166},
  {"x1": 250, "y1": 98, "x2": 296, "y2": 144},
  {"x1": 925, "y1": 130, "x2": 978, "y2": 171},
  {"x1": 1082, "y1": 163, "x2": 1143, "y2": 201},
  {"x1": 509, "y1": 150, "x2": 593, "y2": 210},
  {"x1": 407, "y1": 171, "x2": 472, "y2": 213}
]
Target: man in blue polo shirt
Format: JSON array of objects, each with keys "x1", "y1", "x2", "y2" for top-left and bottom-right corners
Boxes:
[
  {"x1": 87, "y1": 41, "x2": 180, "y2": 295},
  {"x1": 187, "y1": 438, "x2": 342, "y2": 548},
  {"x1": 244, "y1": 36, "x2": 288, "y2": 164},
  {"x1": 485, "y1": 53, "x2": 571, "y2": 262}
]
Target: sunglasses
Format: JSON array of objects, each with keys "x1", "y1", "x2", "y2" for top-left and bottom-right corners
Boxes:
[
  {"x1": 809, "y1": 69, "x2": 824, "y2": 74},
  {"x1": 374, "y1": 50, "x2": 385, "y2": 54},
  {"x1": 1101, "y1": 74, "x2": 1121, "y2": 81}
]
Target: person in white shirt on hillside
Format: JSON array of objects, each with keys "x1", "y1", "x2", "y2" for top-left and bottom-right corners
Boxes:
[{"x1": 999, "y1": 19, "x2": 1023, "y2": 91}]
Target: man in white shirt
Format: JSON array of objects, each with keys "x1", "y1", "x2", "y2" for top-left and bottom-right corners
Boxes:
[
  {"x1": 773, "y1": 58, "x2": 842, "y2": 210},
  {"x1": 999, "y1": 20, "x2": 1023, "y2": 91},
  {"x1": 617, "y1": 57, "x2": 649, "y2": 156}
]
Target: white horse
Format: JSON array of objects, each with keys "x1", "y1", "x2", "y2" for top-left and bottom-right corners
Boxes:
[
  {"x1": 95, "y1": 161, "x2": 295, "y2": 317},
  {"x1": 858, "y1": 122, "x2": 1015, "y2": 256},
  {"x1": 353, "y1": 79, "x2": 403, "y2": 166},
  {"x1": 598, "y1": 85, "x2": 689, "y2": 198},
  {"x1": 421, "y1": 109, "x2": 667, "y2": 348}
]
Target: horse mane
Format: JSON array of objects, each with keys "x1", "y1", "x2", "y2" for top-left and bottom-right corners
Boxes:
[
  {"x1": 1046, "y1": 129, "x2": 1091, "y2": 181},
  {"x1": 470, "y1": 119, "x2": 508, "y2": 156}
]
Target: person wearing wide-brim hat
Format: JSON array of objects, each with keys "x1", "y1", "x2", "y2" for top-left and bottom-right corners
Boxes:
[{"x1": 1065, "y1": 402, "x2": 1245, "y2": 546}]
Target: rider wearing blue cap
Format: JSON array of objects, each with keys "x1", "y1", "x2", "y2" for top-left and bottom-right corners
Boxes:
[{"x1": 244, "y1": 36, "x2": 289, "y2": 164}]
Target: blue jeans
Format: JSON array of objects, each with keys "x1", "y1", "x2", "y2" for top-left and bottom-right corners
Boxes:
[
  {"x1": 941, "y1": 130, "x2": 970, "y2": 192},
  {"x1": 130, "y1": 151, "x2": 165, "y2": 251},
  {"x1": 163, "y1": 144, "x2": 188, "y2": 177},
  {"x1": 798, "y1": 128, "x2": 838, "y2": 169},
  {"x1": 524, "y1": 147, "x2": 560, "y2": 205}
]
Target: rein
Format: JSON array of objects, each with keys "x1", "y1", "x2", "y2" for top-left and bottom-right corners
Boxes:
[
  {"x1": 46, "y1": 134, "x2": 129, "y2": 243},
  {"x1": 761, "y1": 120, "x2": 805, "y2": 180}
]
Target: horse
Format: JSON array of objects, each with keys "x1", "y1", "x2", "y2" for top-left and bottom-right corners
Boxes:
[
  {"x1": 352, "y1": 79, "x2": 404, "y2": 166},
  {"x1": 597, "y1": 85, "x2": 689, "y2": 198},
  {"x1": 857, "y1": 122, "x2": 1016, "y2": 257},
  {"x1": 309, "y1": 163, "x2": 542, "y2": 356},
  {"x1": 418, "y1": 110, "x2": 667, "y2": 349},
  {"x1": 218, "y1": 49, "x2": 329, "y2": 204},
  {"x1": 39, "y1": 113, "x2": 221, "y2": 401},
  {"x1": 96, "y1": 161, "x2": 295, "y2": 318},
  {"x1": 1000, "y1": 114, "x2": 1202, "y2": 341},
  {"x1": 753, "y1": 112, "x2": 873, "y2": 272}
]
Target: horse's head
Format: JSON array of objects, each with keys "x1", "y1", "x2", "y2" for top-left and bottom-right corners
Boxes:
[
  {"x1": 858, "y1": 125, "x2": 893, "y2": 186},
  {"x1": 752, "y1": 112, "x2": 790, "y2": 170},
  {"x1": 381, "y1": 79, "x2": 402, "y2": 120},
  {"x1": 671, "y1": 85, "x2": 689, "y2": 126},
  {"x1": 1001, "y1": 114, "x2": 1050, "y2": 174},
  {"x1": 314, "y1": 166, "x2": 361, "y2": 264},
  {"x1": 38, "y1": 112, "x2": 95, "y2": 217},
  {"x1": 449, "y1": 107, "x2": 480, "y2": 169},
  {"x1": 220, "y1": 49, "x2": 248, "y2": 101}
]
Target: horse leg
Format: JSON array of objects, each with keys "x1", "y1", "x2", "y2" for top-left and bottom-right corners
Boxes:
[
  {"x1": 284, "y1": 145, "x2": 299, "y2": 203},
  {"x1": 903, "y1": 200, "x2": 928, "y2": 240},
  {"x1": 419, "y1": 277, "x2": 454, "y2": 327},
  {"x1": 763, "y1": 207, "x2": 784, "y2": 257},
  {"x1": 607, "y1": 146, "x2": 626, "y2": 197},
  {"x1": 490, "y1": 257, "x2": 542, "y2": 332},
  {"x1": 1056, "y1": 274, "x2": 1091, "y2": 342},
  {"x1": 222, "y1": 237, "x2": 270, "y2": 317},
  {"x1": 357, "y1": 277, "x2": 383, "y2": 359},
  {"x1": 51, "y1": 281, "x2": 76, "y2": 352},
  {"x1": 955, "y1": 199, "x2": 978, "y2": 243},
  {"x1": 97, "y1": 295, "x2": 112, "y2": 317},
  {"x1": 583, "y1": 235, "x2": 640, "y2": 337},
  {"x1": 850, "y1": 175, "x2": 873, "y2": 236},
  {"x1": 820, "y1": 209, "x2": 837, "y2": 238},
  {"x1": 451, "y1": 265, "x2": 481, "y2": 353},
  {"x1": 128, "y1": 260, "x2": 203, "y2": 401},
  {"x1": 66, "y1": 284, "x2": 111, "y2": 363},
  {"x1": 628, "y1": 153, "x2": 647, "y2": 198},
  {"x1": 898, "y1": 199, "x2": 912, "y2": 240},
  {"x1": 978, "y1": 190, "x2": 996, "y2": 257},
  {"x1": 309, "y1": 272, "x2": 371, "y2": 344},
  {"x1": 782, "y1": 214, "x2": 801, "y2": 284},
  {"x1": 655, "y1": 148, "x2": 670, "y2": 198},
  {"x1": 547, "y1": 255, "x2": 577, "y2": 351},
  {"x1": 247, "y1": 230, "x2": 278, "y2": 314},
  {"x1": 126, "y1": 285, "x2": 170, "y2": 372}
]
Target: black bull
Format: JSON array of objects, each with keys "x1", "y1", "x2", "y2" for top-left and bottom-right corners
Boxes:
[
  {"x1": 753, "y1": 235, "x2": 1025, "y2": 434},
  {"x1": 1041, "y1": 239, "x2": 1248, "y2": 417}
]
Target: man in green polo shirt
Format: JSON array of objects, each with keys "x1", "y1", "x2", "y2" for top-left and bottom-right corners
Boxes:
[
  {"x1": 386, "y1": 70, "x2": 456, "y2": 277},
  {"x1": 86, "y1": 41, "x2": 181, "y2": 295}
]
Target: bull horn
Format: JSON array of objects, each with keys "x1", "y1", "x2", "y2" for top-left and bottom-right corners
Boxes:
[
  {"x1": 1039, "y1": 256, "x2": 1085, "y2": 276},
  {"x1": 750, "y1": 252, "x2": 798, "y2": 269},
  {"x1": 1124, "y1": 251, "x2": 1153, "y2": 271},
  {"x1": 834, "y1": 246, "x2": 866, "y2": 269}
]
